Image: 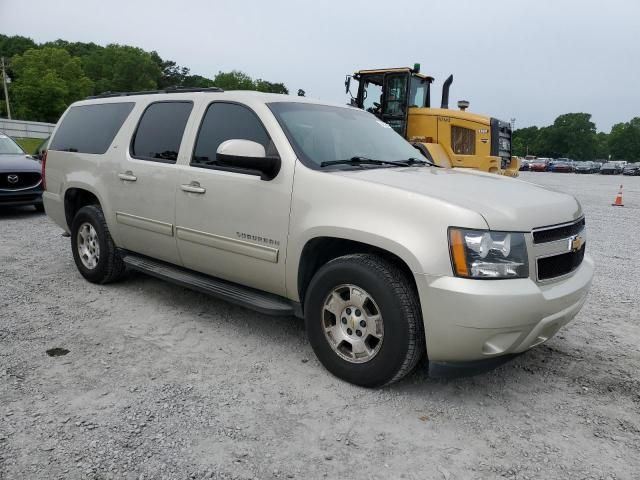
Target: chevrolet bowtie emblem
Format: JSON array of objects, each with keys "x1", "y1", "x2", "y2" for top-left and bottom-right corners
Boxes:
[{"x1": 569, "y1": 234, "x2": 585, "y2": 252}]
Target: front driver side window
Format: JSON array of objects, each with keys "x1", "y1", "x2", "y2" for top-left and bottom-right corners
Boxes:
[{"x1": 192, "y1": 102, "x2": 273, "y2": 168}]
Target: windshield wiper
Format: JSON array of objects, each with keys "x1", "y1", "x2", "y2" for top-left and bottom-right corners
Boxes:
[
  {"x1": 388, "y1": 157, "x2": 438, "y2": 167},
  {"x1": 320, "y1": 156, "x2": 394, "y2": 168}
]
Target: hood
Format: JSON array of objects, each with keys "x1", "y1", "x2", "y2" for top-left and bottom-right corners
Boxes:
[
  {"x1": 334, "y1": 166, "x2": 582, "y2": 231},
  {"x1": 0, "y1": 154, "x2": 42, "y2": 173}
]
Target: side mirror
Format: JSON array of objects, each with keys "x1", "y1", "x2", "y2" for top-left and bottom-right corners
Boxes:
[{"x1": 216, "y1": 139, "x2": 280, "y2": 181}]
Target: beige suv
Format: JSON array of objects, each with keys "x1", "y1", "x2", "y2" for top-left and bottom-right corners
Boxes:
[{"x1": 43, "y1": 88, "x2": 593, "y2": 386}]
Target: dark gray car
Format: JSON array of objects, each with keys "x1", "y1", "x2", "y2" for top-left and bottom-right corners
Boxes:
[
  {"x1": 600, "y1": 162, "x2": 623, "y2": 175},
  {"x1": 0, "y1": 133, "x2": 44, "y2": 211},
  {"x1": 575, "y1": 161, "x2": 597, "y2": 174}
]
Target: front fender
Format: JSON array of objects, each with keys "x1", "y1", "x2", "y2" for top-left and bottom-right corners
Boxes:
[{"x1": 286, "y1": 227, "x2": 424, "y2": 302}]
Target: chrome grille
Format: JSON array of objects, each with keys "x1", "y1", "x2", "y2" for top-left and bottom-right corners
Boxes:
[
  {"x1": 531, "y1": 218, "x2": 586, "y2": 281},
  {"x1": 533, "y1": 218, "x2": 585, "y2": 244}
]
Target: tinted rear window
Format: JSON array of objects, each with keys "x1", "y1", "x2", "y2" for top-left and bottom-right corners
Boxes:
[
  {"x1": 49, "y1": 102, "x2": 134, "y2": 154},
  {"x1": 131, "y1": 101, "x2": 193, "y2": 163}
]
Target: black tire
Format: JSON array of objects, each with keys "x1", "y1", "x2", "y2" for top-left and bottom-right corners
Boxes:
[
  {"x1": 34, "y1": 203, "x2": 45, "y2": 213},
  {"x1": 304, "y1": 254, "x2": 425, "y2": 387},
  {"x1": 70, "y1": 205, "x2": 126, "y2": 284}
]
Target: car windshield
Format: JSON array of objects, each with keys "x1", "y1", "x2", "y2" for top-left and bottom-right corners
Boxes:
[
  {"x1": 0, "y1": 135, "x2": 26, "y2": 155},
  {"x1": 268, "y1": 102, "x2": 424, "y2": 168}
]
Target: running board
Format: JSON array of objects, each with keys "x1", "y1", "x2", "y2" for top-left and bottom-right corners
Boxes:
[{"x1": 121, "y1": 253, "x2": 298, "y2": 317}]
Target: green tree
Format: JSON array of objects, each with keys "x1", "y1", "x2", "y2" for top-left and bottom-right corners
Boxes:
[
  {"x1": 82, "y1": 44, "x2": 161, "y2": 93},
  {"x1": 512, "y1": 126, "x2": 539, "y2": 157},
  {"x1": 0, "y1": 34, "x2": 37, "y2": 59},
  {"x1": 255, "y1": 79, "x2": 289, "y2": 94},
  {"x1": 594, "y1": 132, "x2": 610, "y2": 160},
  {"x1": 212, "y1": 70, "x2": 255, "y2": 90},
  {"x1": 212, "y1": 71, "x2": 289, "y2": 93},
  {"x1": 1, "y1": 35, "x2": 290, "y2": 120},
  {"x1": 181, "y1": 74, "x2": 216, "y2": 88},
  {"x1": 41, "y1": 39, "x2": 103, "y2": 59},
  {"x1": 545, "y1": 113, "x2": 597, "y2": 160},
  {"x1": 149, "y1": 51, "x2": 191, "y2": 88},
  {"x1": 609, "y1": 118, "x2": 640, "y2": 161},
  {"x1": 10, "y1": 47, "x2": 93, "y2": 122}
]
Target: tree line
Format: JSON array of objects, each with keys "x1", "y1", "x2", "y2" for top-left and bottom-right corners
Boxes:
[
  {"x1": 0, "y1": 35, "x2": 289, "y2": 123},
  {"x1": 513, "y1": 113, "x2": 640, "y2": 162}
]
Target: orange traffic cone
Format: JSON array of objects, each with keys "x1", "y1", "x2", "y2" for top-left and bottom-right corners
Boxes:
[{"x1": 612, "y1": 185, "x2": 624, "y2": 207}]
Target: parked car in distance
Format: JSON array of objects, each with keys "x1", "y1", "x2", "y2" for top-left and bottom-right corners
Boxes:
[
  {"x1": 0, "y1": 132, "x2": 44, "y2": 211},
  {"x1": 43, "y1": 89, "x2": 593, "y2": 387},
  {"x1": 519, "y1": 159, "x2": 530, "y2": 171},
  {"x1": 550, "y1": 160, "x2": 574, "y2": 173},
  {"x1": 575, "y1": 161, "x2": 598, "y2": 174},
  {"x1": 600, "y1": 162, "x2": 623, "y2": 175},
  {"x1": 622, "y1": 163, "x2": 640, "y2": 176},
  {"x1": 529, "y1": 159, "x2": 549, "y2": 171}
]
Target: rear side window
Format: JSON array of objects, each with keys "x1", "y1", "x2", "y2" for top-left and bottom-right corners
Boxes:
[
  {"x1": 131, "y1": 101, "x2": 193, "y2": 163},
  {"x1": 192, "y1": 102, "x2": 271, "y2": 167},
  {"x1": 451, "y1": 126, "x2": 476, "y2": 155},
  {"x1": 49, "y1": 102, "x2": 134, "y2": 154}
]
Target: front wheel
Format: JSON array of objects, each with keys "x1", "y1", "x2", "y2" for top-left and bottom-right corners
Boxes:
[
  {"x1": 70, "y1": 205, "x2": 126, "y2": 284},
  {"x1": 304, "y1": 254, "x2": 425, "y2": 387}
]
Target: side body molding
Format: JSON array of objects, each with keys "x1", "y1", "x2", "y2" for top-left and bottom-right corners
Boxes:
[{"x1": 175, "y1": 226, "x2": 279, "y2": 263}]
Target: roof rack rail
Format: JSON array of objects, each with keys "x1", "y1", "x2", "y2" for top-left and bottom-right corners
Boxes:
[{"x1": 86, "y1": 86, "x2": 224, "y2": 100}]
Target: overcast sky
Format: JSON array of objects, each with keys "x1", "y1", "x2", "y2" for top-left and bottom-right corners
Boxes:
[{"x1": 1, "y1": 0, "x2": 638, "y2": 131}]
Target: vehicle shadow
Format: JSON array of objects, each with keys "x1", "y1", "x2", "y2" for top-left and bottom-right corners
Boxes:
[
  {"x1": 0, "y1": 205, "x2": 44, "y2": 219},
  {"x1": 115, "y1": 270, "x2": 583, "y2": 395},
  {"x1": 390, "y1": 339, "x2": 601, "y2": 398}
]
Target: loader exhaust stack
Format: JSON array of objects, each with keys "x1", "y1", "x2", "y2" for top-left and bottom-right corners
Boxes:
[{"x1": 441, "y1": 74, "x2": 453, "y2": 109}]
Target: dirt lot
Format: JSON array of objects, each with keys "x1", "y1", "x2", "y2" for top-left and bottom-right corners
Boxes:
[{"x1": 1, "y1": 172, "x2": 639, "y2": 480}]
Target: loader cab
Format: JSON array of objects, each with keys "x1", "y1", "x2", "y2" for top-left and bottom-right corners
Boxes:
[{"x1": 349, "y1": 68, "x2": 433, "y2": 137}]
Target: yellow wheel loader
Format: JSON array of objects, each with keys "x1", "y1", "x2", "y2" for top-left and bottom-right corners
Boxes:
[{"x1": 345, "y1": 65, "x2": 520, "y2": 176}]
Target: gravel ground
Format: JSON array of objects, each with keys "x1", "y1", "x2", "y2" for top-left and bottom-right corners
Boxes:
[{"x1": 1, "y1": 172, "x2": 639, "y2": 480}]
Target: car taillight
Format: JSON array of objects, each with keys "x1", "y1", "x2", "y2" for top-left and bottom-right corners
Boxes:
[{"x1": 41, "y1": 151, "x2": 48, "y2": 190}]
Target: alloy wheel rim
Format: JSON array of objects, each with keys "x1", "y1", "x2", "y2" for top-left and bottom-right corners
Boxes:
[
  {"x1": 77, "y1": 222, "x2": 100, "y2": 270},
  {"x1": 322, "y1": 284, "x2": 384, "y2": 363}
]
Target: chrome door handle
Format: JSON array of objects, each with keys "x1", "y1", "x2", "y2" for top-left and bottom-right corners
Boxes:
[
  {"x1": 117, "y1": 171, "x2": 137, "y2": 182},
  {"x1": 180, "y1": 181, "x2": 206, "y2": 194}
]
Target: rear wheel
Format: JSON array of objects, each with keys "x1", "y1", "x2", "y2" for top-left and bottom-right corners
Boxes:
[
  {"x1": 70, "y1": 205, "x2": 126, "y2": 284},
  {"x1": 304, "y1": 254, "x2": 425, "y2": 387}
]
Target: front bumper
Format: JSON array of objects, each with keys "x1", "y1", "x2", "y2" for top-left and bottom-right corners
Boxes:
[
  {"x1": 416, "y1": 254, "x2": 594, "y2": 363},
  {"x1": 0, "y1": 188, "x2": 43, "y2": 207}
]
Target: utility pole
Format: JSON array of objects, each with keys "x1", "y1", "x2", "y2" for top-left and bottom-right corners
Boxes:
[{"x1": 1, "y1": 57, "x2": 11, "y2": 119}]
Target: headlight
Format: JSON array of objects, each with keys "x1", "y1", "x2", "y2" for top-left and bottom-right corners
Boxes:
[{"x1": 449, "y1": 228, "x2": 528, "y2": 279}]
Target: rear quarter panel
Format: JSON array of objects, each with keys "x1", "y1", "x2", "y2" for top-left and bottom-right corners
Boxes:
[{"x1": 44, "y1": 101, "x2": 144, "y2": 242}]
